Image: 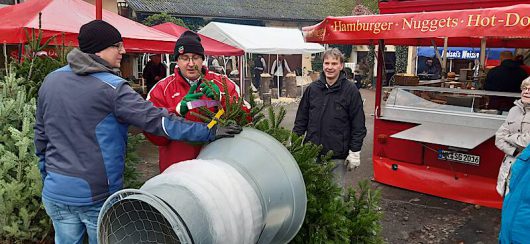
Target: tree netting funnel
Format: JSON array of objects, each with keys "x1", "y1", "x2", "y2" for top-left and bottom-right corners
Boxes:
[{"x1": 97, "y1": 128, "x2": 307, "y2": 244}]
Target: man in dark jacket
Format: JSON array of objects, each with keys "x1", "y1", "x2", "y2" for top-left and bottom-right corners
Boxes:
[
  {"x1": 34, "y1": 20, "x2": 241, "y2": 244},
  {"x1": 485, "y1": 51, "x2": 528, "y2": 92},
  {"x1": 253, "y1": 54, "x2": 267, "y2": 90},
  {"x1": 420, "y1": 58, "x2": 441, "y2": 80},
  {"x1": 142, "y1": 54, "x2": 166, "y2": 93},
  {"x1": 293, "y1": 48, "x2": 367, "y2": 188},
  {"x1": 485, "y1": 51, "x2": 529, "y2": 112}
]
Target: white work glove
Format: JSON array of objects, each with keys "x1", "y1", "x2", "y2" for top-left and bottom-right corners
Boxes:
[{"x1": 345, "y1": 150, "x2": 361, "y2": 171}]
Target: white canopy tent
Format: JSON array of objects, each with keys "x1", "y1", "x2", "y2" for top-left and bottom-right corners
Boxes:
[
  {"x1": 198, "y1": 22, "x2": 325, "y2": 55},
  {"x1": 198, "y1": 22, "x2": 325, "y2": 96}
]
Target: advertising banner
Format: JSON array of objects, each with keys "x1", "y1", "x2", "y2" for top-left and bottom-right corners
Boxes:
[
  {"x1": 416, "y1": 47, "x2": 515, "y2": 60},
  {"x1": 303, "y1": 4, "x2": 530, "y2": 47}
]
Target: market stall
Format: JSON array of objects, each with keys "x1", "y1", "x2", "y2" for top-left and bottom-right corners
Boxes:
[
  {"x1": 0, "y1": 0, "x2": 177, "y2": 53},
  {"x1": 303, "y1": 4, "x2": 530, "y2": 208},
  {"x1": 199, "y1": 22, "x2": 324, "y2": 97}
]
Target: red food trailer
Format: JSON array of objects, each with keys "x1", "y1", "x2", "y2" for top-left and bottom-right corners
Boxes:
[{"x1": 303, "y1": 4, "x2": 530, "y2": 208}]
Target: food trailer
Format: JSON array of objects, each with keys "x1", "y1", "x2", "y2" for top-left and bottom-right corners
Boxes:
[{"x1": 303, "y1": 4, "x2": 530, "y2": 208}]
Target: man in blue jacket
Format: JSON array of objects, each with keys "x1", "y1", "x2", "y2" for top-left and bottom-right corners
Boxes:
[{"x1": 34, "y1": 20, "x2": 241, "y2": 244}]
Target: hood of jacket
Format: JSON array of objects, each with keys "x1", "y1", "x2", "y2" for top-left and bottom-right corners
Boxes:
[
  {"x1": 67, "y1": 48, "x2": 117, "y2": 76},
  {"x1": 513, "y1": 99, "x2": 530, "y2": 114},
  {"x1": 315, "y1": 71, "x2": 347, "y2": 91}
]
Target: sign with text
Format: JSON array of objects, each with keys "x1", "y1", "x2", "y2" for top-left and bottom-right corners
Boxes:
[
  {"x1": 303, "y1": 4, "x2": 530, "y2": 45},
  {"x1": 416, "y1": 47, "x2": 514, "y2": 60}
]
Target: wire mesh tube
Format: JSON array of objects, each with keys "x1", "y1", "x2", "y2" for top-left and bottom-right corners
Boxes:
[{"x1": 98, "y1": 128, "x2": 307, "y2": 244}]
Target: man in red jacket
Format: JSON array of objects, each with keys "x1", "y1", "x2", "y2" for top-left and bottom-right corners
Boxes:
[{"x1": 145, "y1": 31, "x2": 244, "y2": 172}]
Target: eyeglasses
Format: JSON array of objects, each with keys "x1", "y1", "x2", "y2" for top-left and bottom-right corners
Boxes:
[
  {"x1": 522, "y1": 87, "x2": 530, "y2": 92},
  {"x1": 178, "y1": 55, "x2": 203, "y2": 63},
  {"x1": 110, "y1": 43, "x2": 124, "y2": 50}
]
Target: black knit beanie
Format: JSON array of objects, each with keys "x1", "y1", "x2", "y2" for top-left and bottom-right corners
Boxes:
[
  {"x1": 78, "y1": 20, "x2": 123, "y2": 54},
  {"x1": 174, "y1": 31, "x2": 204, "y2": 59}
]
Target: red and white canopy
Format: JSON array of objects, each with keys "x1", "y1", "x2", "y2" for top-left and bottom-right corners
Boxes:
[{"x1": 0, "y1": 0, "x2": 178, "y2": 53}]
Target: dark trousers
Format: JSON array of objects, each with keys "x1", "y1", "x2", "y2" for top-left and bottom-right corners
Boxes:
[
  {"x1": 253, "y1": 72, "x2": 262, "y2": 89},
  {"x1": 272, "y1": 76, "x2": 284, "y2": 97},
  {"x1": 488, "y1": 96, "x2": 516, "y2": 114},
  {"x1": 145, "y1": 80, "x2": 156, "y2": 94}
]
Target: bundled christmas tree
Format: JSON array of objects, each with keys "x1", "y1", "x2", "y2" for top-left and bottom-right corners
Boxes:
[
  {"x1": 0, "y1": 69, "x2": 51, "y2": 243},
  {"x1": 0, "y1": 29, "x2": 66, "y2": 242},
  {"x1": 196, "y1": 82, "x2": 384, "y2": 243},
  {"x1": 256, "y1": 107, "x2": 383, "y2": 244}
]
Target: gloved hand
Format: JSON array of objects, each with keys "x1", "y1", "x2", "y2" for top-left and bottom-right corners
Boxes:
[
  {"x1": 345, "y1": 150, "x2": 360, "y2": 171},
  {"x1": 200, "y1": 82, "x2": 220, "y2": 100},
  {"x1": 213, "y1": 124, "x2": 242, "y2": 140},
  {"x1": 177, "y1": 83, "x2": 203, "y2": 116}
]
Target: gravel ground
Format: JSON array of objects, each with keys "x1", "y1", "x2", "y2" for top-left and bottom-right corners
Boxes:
[{"x1": 134, "y1": 88, "x2": 501, "y2": 243}]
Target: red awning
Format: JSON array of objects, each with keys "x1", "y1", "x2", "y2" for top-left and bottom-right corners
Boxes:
[
  {"x1": 152, "y1": 23, "x2": 244, "y2": 56},
  {"x1": 379, "y1": 0, "x2": 530, "y2": 14},
  {"x1": 0, "y1": 0, "x2": 178, "y2": 53},
  {"x1": 303, "y1": 4, "x2": 530, "y2": 48}
]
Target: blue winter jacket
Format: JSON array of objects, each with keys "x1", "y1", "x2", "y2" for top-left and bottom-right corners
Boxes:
[
  {"x1": 499, "y1": 145, "x2": 530, "y2": 243},
  {"x1": 34, "y1": 49, "x2": 214, "y2": 206}
]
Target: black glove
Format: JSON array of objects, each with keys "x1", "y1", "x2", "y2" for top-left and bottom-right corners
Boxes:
[{"x1": 213, "y1": 124, "x2": 242, "y2": 140}]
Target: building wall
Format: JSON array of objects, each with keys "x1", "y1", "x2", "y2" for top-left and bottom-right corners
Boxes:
[
  {"x1": 352, "y1": 45, "x2": 397, "y2": 77},
  {"x1": 379, "y1": 0, "x2": 530, "y2": 14},
  {"x1": 264, "y1": 20, "x2": 316, "y2": 29},
  {"x1": 0, "y1": 0, "x2": 15, "y2": 4},
  {"x1": 83, "y1": 0, "x2": 117, "y2": 13}
]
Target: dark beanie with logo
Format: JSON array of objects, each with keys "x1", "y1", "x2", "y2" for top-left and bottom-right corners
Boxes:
[
  {"x1": 174, "y1": 31, "x2": 204, "y2": 59},
  {"x1": 78, "y1": 20, "x2": 123, "y2": 54}
]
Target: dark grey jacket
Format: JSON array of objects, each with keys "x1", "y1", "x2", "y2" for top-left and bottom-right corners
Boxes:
[
  {"x1": 35, "y1": 49, "x2": 213, "y2": 206},
  {"x1": 485, "y1": 59, "x2": 528, "y2": 92},
  {"x1": 293, "y1": 72, "x2": 366, "y2": 159}
]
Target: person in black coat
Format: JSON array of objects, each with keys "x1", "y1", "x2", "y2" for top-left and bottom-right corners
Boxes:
[
  {"x1": 253, "y1": 54, "x2": 267, "y2": 90},
  {"x1": 142, "y1": 54, "x2": 167, "y2": 94},
  {"x1": 485, "y1": 52, "x2": 528, "y2": 92},
  {"x1": 420, "y1": 57, "x2": 441, "y2": 80},
  {"x1": 485, "y1": 51, "x2": 529, "y2": 112},
  {"x1": 293, "y1": 48, "x2": 367, "y2": 188}
]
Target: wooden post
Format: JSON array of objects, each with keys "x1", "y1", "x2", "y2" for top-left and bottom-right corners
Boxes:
[
  {"x1": 375, "y1": 40, "x2": 385, "y2": 118},
  {"x1": 480, "y1": 38, "x2": 487, "y2": 70},
  {"x1": 285, "y1": 73, "x2": 297, "y2": 98},
  {"x1": 260, "y1": 73, "x2": 272, "y2": 96},
  {"x1": 441, "y1": 37, "x2": 448, "y2": 78}
]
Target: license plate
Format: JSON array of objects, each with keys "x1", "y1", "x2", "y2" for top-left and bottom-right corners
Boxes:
[{"x1": 438, "y1": 150, "x2": 480, "y2": 166}]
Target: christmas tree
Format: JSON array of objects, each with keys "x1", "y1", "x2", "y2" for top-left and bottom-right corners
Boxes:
[
  {"x1": 0, "y1": 69, "x2": 51, "y2": 242},
  {"x1": 196, "y1": 83, "x2": 384, "y2": 243}
]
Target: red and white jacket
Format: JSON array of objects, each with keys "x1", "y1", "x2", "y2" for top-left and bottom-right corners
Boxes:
[{"x1": 144, "y1": 67, "x2": 244, "y2": 172}]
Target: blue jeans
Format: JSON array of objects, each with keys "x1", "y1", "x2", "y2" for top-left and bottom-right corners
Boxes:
[{"x1": 42, "y1": 197, "x2": 103, "y2": 244}]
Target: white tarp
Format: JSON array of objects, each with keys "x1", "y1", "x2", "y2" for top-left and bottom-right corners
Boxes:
[{"x1": 198, "y1": 22, "x2": 324, "y2": 55}]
